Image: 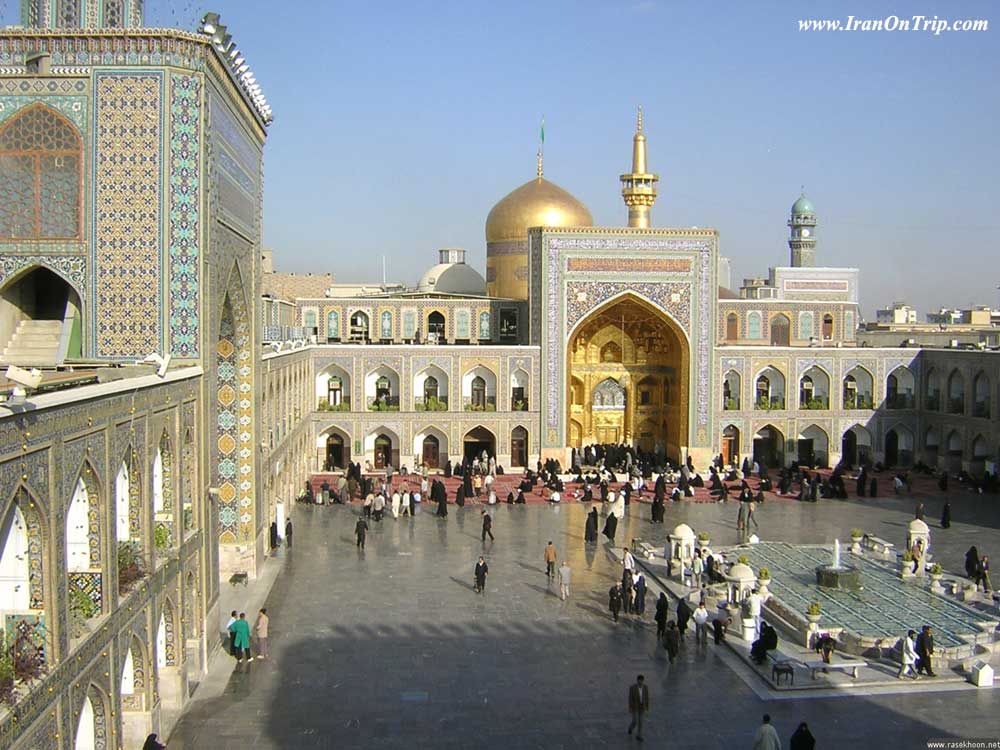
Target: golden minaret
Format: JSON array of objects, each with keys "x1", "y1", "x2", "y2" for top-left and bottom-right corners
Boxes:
[{"x1": 620, "y1": 106, "x2": 659, "y2": 228}]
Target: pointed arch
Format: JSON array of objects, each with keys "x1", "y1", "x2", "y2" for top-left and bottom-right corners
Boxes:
[
  {"x1": 120, "y1": 633, "x2": 148, "y2": 711},
  {"x1": 567, "y1": 291, "x2": 690, "y2": 459},
  {"x1": 73, "y1": 685, "x2": 109, "y2": 750},
  {"x1": 0, "y1": 102, "x2": 83, "y2": 240},
  {"x1": 216, "y1": 260, "x2": 256, "y2": 545},
  {"x1": 153, "y1": 429, "x2": 175, "y2": 549}
]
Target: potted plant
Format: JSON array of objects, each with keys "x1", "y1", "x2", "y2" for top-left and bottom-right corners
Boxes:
[
  {"x1": 850, "y1": 528, "x2": 864, "y2": 553},
  {"x1": 929, "y1": 562, "x2": 943, "y2": 583},
  {"x1": 806, "y1": 601, "x2": 822, "y2": 624},
  {"x1": 737, "y1": 554, "x2": 750, "y2": 565},
  {"x1": 697, "y1": 531, "x2": 710, "y2": 547},
  {"x1": 901, "y1": 549, "x2": 915, "y2": 578}
]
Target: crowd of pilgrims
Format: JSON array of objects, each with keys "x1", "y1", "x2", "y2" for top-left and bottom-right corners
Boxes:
[{"x1": 299, "y1": 439, "x2": 1000, "y2": 523}]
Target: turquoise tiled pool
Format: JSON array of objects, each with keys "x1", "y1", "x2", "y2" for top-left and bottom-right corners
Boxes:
[{"x1": 738, "y1": 542, "x2": 996, "y2": 647}]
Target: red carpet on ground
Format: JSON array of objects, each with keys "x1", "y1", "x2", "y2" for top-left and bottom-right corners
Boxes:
[{"x1": 311, "y1": 471, "x2": 792, "y2": 505}]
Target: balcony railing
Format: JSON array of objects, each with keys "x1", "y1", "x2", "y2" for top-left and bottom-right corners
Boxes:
[
  {"x1": 415, "y1": 396, "x2": 449, "y2": 411},
  {"x1": 842, "y1": 393, "x2": 873, "y2": 410},
  {"x1": 799, "y1": 396, "x2": 829, "y2": 410},
  {"x1": 886, "y1": 393, "x2": 914, "y2": 409},
  {"x1": 463, "y1": 396, "x2": 497, "y2": 411},
  {"x1": 974, "y1": 401, "x2": 991, "y2": 419},
  {"x1": 724, "y1": 397, "x2": 740, "y2": 411},
  {"x1": 948, "y1": 397, "x2": 965, "y2": 415},
  {"x1": 318, "y1": 397, "x2": 351, "y2": 412},
  {"x1": 755, "y1": 396, "x2": 785, "y2": 411},
  {"x1": 367, "y1": 396, "x2": 400, "y2": 411}
]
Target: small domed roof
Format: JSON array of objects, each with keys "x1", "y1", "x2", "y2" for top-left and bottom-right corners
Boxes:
[
  {"x1": 908, "y1": 518, "x2": 929, "y2": 534},
  {"x1": 792, "y1": 195, "x2": 815, "y2": 215},
  {"x1": 728, "y1": 562, "x2": 756, "y2": 582},
  {"x1": 671, "y1": 523, "x2": 695, "y2": 540},
  {"x1": 486, "y1": 176, "x2": 593, "y2": 244},
  {"x1": 417, "y1": 262, "x2": 486, "y2": 296}
]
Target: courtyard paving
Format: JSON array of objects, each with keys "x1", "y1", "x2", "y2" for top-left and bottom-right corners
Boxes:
[{"x1": 167, "y1": 493, "x2": 1000, "y2": 749}]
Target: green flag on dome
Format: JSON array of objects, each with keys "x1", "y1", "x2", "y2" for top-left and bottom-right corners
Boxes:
[{"x1": 540, "y1": 117, "x2": 545, "y2": 144}]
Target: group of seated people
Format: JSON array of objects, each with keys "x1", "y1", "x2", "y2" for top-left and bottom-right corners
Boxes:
[{"x1": 750, "y1": 621, "x2": 779, "y2": 665}]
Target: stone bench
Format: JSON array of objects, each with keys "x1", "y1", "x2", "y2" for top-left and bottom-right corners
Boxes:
[
  {"x1": 863, "y1": 535, "x2": 894, "y2": 556},
  {"x1": 804, "y1": 659, "x2": 867, "y2": 679}
]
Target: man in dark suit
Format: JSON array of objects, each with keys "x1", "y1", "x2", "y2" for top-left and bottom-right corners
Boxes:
[
  {"x1": 916, "y1": 625, "x2": 936, "y2": 676},
  {"x1": 627, "y1": 674, "x2": 650, "y2": 741}
]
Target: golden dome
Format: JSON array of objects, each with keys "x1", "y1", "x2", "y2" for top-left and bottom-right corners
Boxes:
[{"x1": 485, "y1": 177, "x2": 593, "y2": 244}]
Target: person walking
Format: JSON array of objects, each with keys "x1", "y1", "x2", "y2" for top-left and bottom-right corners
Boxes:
[
  {"x1": 622, "y1": 546, "x2": 636, "y2": 574},
  {"x1": 632, "y1": 572, "x2": 647, "y2": 617},
  {"x1": 544, "y1": 541, "x2": 558, "y2": 578},
  {"x1": 976, "y1": 554, "x2": 993, "y2": 593},
  {"x1": 284, "y1": 519, "x2": 293, "y2": 549},
  {"x1": 663, "y1": 621, "x2": 680, "y2": 663},
  {"x1": 608, "y1": 582, "x2": 623, "y2": 623},
  {"x1": 693, "y1": 601, "x2": 710, "y2": 643},
  {"x1": 481, "y1": 511, "x2": 495, "y2": 542},
  {"x1": 898, "y1": 629, "x2": 919, "y2": 679},
  {"x1": 789, "y1": 722, "x2": 816, "y2": 750},
  {"x1": 225, "y1": 610, "x2": 238, "y2": 657},
  {"x1": 915, "y1": 625, "x2": 936, "y2": 676},
  {"x1": 626, "y1": 674, "x2": 650, "y2": 741},
  {"x1": 355, "y1": 517, "x2": 369, "y2": 550},
  {"x1": 621, "y1": 569, "x2": 634, "y2": 615},
  {"x1": 474, "y1": 556, "x2": 489, "y2": 593},
  {"x1": 230, "y1": 612, "x2": 251, "y2": 664},
  {"x1": 142, "y1": 734, "x2": 167, "y2": 750},
  {"x1": 753, "y1": 714, "x2": 781, "y2": 750},
  {"x1": 654, "y1": 593, "x2": 669, "y2": 639},
  {"x1": 676, "y1": 597, "x2": 692, "y2": 638},
  {"x1": 254, "y1": 608, "x2": 269, "y2": 660},
  {"x1": 692, "y1": 550, "x2": 705, "y2": 589},
  {"x1": 558, "y1": 560, "x2": 572, "y2": 600}
]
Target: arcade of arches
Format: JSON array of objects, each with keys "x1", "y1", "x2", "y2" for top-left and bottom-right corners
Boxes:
[{"x1": 567, "y1": 295, "x2": 688, "y2": 460}]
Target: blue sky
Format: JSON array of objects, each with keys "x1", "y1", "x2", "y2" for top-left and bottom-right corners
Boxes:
[{"x1": 9, "y1": 1, "x2": 998, "y2": 315}]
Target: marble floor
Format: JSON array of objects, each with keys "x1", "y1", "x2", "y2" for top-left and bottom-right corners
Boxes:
[{"x1": 166, "y1": 494, "x2": 1000, "y2": 749}]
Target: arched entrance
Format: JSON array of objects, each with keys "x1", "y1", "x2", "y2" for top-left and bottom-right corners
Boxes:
[
  {"x1": 797, "y1": 424, "x2": 829, "y2": 468},
  {"x1": 0, "y1": 266, "x2": 82, "y2": 363},
  {"x1": 511, "y1": 426, "x2": 528, "y2": 468},
  {"x1": 421, "y1": 435, "x2": 440, "y2": 469},
  {"x1": 566, "y1": 294, "x2": 688, "y2": 459},
  {"x1": 326, "y1": 433, "x2": 345, "y2": 470},
  {"x1": 753, "y1": 425, "x2": 785, "y2": 468},
  {"x1": 463, "y1": 426, "x2": 496, "y2": 462},
  {"x1": 374, "y1": 434, "x2": 392, "y2": 469},
  {"x1": 841, "y1": 425, "x2": 872, "y2": 468},
  {"x1": 721, "y1": 425, "x2": 740, "y2": 466},
  {"x1": 885, "y1": 425, "x2": 914, "y2": 467}
]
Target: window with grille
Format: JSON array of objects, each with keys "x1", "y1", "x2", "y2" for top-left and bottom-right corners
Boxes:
[{"x1": 0, "y1": 105, "x2": 82, "y2": 240}]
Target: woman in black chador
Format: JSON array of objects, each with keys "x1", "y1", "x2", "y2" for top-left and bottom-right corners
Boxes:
[{"x1": 585, "y1": 507, "x2": 599, "y2": 542}]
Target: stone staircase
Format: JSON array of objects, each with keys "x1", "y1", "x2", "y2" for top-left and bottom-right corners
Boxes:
[{"x1": 0, "y1": 319, "x2": 63, "y2": 367}]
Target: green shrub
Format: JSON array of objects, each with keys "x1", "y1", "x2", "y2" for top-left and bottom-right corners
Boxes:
[
  {"x1": 737, "y1": 555, "x2": 750, "y2": 565},
  {"x1": 154, "y1": 524, "x2": 171, "y2": 550},
  {"x1": 850, "y1": 528, "x2": 863, "y2": 539},
  {"x1": 697, "y1": 532, "x2": 710, "y2": 542},
  {"x1": 69, "y1": 588, "x2": 98, "y2": 620},
  {"x1": 758, "y1": 567, "x2": 770, "y2": 580},
  {"x1": 806, "y1": 601, "x2": 821, "y2": 616},
  {"x1": 929, "y1": 563, "x2": 943, "y2": 575}
]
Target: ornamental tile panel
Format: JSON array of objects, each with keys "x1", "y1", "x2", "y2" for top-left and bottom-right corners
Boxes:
[
  {"x1": 168, "y1": 73, "x2": 201, "y2": 358},
  {"x1": 94, "y1": 72, "x2": 162, "y2": 358}
]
